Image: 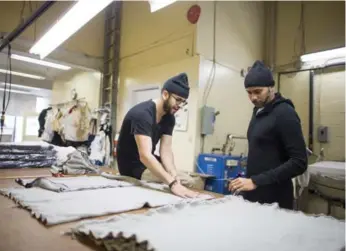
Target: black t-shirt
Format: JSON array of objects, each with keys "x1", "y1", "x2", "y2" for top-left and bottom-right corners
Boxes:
[{"x1": 116, "y1": 100, "x2": 175, "y2": 179}]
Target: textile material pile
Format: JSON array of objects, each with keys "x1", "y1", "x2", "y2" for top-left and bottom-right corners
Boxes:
[
  {"x1": 141, "y1": 169, "x2": 206, "y2": 190},
  {"x1": 39, "y1": 104, "x2": 113, "y2": 167},
  {"x1": 302, "y1": 161, "x2": 346, "y2": 218},
  {"x1": 14, "y1": 173, "x2": 203, "y2": 195},
  {"x1": 40, "y1": 103, "x2": 92, "y2": 147},
  {"x1": 14, "y1": 176, "x2": 132, "y2": 192},
  {"x1": 308, "y1": 161, "x2": 345, "y2": 199},
  {"x1": 0, "y1": 176, "x2": 212, "y2": 225},
  {"x1": 69, "y1": 196, "x2": 345, "y2": 251},
  {"x1": 88, "y1": 109, "x2": 112, "y2": 166},
  {"x1": 0, "y1": 142, "x2": 57, "y2": 169},
  {"x1": 50, "y1": 150, "x2": 100, "y2": 175}
]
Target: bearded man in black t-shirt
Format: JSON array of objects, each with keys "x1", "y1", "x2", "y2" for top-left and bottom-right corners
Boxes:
[{"x1": 116, "y1": 73, "x2": 198, "y2": 198}]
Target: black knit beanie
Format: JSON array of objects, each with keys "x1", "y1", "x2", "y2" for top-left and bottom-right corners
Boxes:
[
  {"x1": 162, "y1": 72, "x2": 190, "y2": 99},
  {"x1": 244, "y1": 60, "x2": 274, "y2": 88}
]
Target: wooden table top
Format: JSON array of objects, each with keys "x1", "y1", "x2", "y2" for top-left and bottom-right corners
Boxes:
[
  {"x1": 0, "y1": 168, "x2": 220, "y2": 251},
  {"x1": 0, "y1": 168, "x2": 95, "y2": 251}
]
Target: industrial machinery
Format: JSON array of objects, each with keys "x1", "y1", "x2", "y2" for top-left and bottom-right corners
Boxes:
[
  {"x1": 199, "y1": 106, "x2": 248, "y2": 194},
  {"x1": 197, "y1": 153, "x2": 247, "y2": 195},
  {"x1": 197, "y1": 132, "x2": 248, "y2": 194}
]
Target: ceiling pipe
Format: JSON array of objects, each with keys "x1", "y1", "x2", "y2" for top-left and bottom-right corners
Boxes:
[{"x1": 0, "y1": 1, "x2": 56, "y2": 52}]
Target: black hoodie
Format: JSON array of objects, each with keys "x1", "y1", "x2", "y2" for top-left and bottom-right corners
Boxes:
[{"x1": 244, "y1": 92, "x2": 307, "y2": 209}]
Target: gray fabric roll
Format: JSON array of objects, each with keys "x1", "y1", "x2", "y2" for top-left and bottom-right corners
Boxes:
[
  {"x1": 69, "y1": 196, "x2": 345, "y2": 251},
  {"x1": 15, "y1": 176, "x2": 133, "y2": 192},
  {"x1": 0, "y1": 186, "x2": 209, "y2": 225}
]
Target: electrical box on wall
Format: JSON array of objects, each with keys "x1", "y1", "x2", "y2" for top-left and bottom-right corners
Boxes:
[
  {"x1": 317, "y1": 126, "x2": 329, "y2": 143},
  {"x1": 201, "y1": 106, "x2": 215, "y2": 135}
]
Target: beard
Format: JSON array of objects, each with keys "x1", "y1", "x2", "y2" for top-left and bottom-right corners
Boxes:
[
  {"x1": 252, "y1": 100, "x2": 266, "y2": 108},
  {"x1": 163, "y1": 99, "x2": 178, "y2": 114},
  {"x1": 252, "y1": 90, "x2": 271, "y2": 108},
  {"x1": 163, "y1": 99, "x2": 172, "y2": 113}
]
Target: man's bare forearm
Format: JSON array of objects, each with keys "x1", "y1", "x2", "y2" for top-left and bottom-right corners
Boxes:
[
  {"x1": 160, "y1": 152, "x2": 178, "y2": 178},
  {"x1": 140, "y1": 154, "x2": 175, "y2": 185}
]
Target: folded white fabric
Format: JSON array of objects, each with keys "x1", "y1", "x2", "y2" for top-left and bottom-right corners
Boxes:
[
  {"x1": 293, "y1": 170, "x2": 310, "y2": 199},
  {"x1": 309, "y1": 161, "x2": 345, "y2": 178},
  {"x1": 70, "y1": 196, "x2": 345, "y2": 251},
  {"x1": 0, "y1": 186, "x2": 212, "y2": 225},
  {"x1": 15, "y1": 176, "x2": 133, "y2": 192}
]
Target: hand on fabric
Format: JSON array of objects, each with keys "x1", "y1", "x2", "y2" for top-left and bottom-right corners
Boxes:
[
  {"x1": 174, "y1": 175, "x2": 181, "y2": 184},
  {"x1": 167, "y1": 170, "x2": 179, "y2": 183},
  {"x1": 171, "y1": 183, "x2": 199, "y2": 198},
  {"x1": 228, "y1": 178, "x2": 257, "y2": 193}
]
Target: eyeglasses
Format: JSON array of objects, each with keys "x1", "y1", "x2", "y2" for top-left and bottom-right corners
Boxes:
[{"x1": 170, "y1": 94, "x2": 188, "y2": 107}]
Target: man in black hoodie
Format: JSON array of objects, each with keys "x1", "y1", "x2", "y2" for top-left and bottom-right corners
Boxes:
[{"x1": 228, "y1": 60, "x2": 307, "y2": 209}]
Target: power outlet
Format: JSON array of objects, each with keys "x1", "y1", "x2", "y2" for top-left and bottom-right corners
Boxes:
[{"x1": 317, "y1": 126, "x2": 329, "y2": 143}]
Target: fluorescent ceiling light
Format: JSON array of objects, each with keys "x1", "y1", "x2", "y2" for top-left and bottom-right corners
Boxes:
[
  {"x1": 0, "y1": 85, "x2": 51, "y2": 97},
  {"x1": 149, "y1": 0, "x2": 177, "y2": 12},
  {"x1": 0, "y1": 87, "x2": 49, "y2": 97},
  {"x1": 11, "y1": 54, "x2": 71, "y2": 70},
  {"x1": 301, "y1": 47, "x2": 346, "y2": 62},
  {"x1": 0, "y1": 82, "x2": 42, "y2": 92},
  {"x1": 0, "y1": 87, "x2": 31, "y2": 95},
  {"x1": 0, "y1": 69, "x2": 45, "y2": 80},
  {"x1": 30, "y1": 0, "x2": 114, "y2": 59}
]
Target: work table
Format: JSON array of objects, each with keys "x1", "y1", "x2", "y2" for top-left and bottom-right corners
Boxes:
[{"x1": 0, "y1": 168, "x2": 219, "y2": 251}]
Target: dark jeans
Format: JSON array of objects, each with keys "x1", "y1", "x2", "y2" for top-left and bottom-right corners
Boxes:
[
  {"x1": 242, "y1": 181, "x2": 294, "y2": 210},
  {"x1": 117, "y1": 154, "x2": 162, "y2": 180}
]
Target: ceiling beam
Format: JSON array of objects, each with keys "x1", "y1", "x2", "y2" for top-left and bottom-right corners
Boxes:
[{"x1": 0, "y1": 1, "x2": 56, "y2": 52}]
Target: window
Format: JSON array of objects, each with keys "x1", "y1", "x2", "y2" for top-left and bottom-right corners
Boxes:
[
  {"x1": 1, "y1": 115, "x2": 15, "y2": 135},
  {"x1": 36, "y1": 97, "x2": 50, "y2": 114},
  {"x1": 25, "y1": 116, "x2": 39, "y2": 136}
]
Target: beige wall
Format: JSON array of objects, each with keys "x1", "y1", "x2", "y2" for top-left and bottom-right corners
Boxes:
[
  {"x1": 52, "y1": 70, "x2": 101, "y2": 110},
  {"x1": 279, "y1": 72, "x2": 310, "y2": 146},
  {"x1": 275, "y1": 1, "x2": 345, "y2": 68},
  {"x1": 0, "y1": 1, "x2": 105, "y2": 57},
  {"x1": 120, "y1": 1, "x2": 196, "y2": 71},
  {"x1": 313, "y1": 66, "x2": 345, "y2": 161},
  {"x1": 276, "y1": 1, "x2": 345, "y2": 161},
  {"x1": 195, "y1": 1, "x2": 265, "y2": 156},
  {"x1": 279, "y1": 66, "x2": 345, "y2": 161}
]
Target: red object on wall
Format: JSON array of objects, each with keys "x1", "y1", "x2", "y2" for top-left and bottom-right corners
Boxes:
[{"x1": 187, "y1": 5, "x2": 201, "y2": 24}]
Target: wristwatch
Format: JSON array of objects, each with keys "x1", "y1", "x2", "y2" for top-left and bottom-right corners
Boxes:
[{"x1": 169, "y1": 179, "x2": 178, "y2": 190}]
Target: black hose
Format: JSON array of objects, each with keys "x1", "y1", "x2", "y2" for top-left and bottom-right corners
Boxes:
[{"x1": 0, "y1": 45, "x2": 12, "y2": 142}]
